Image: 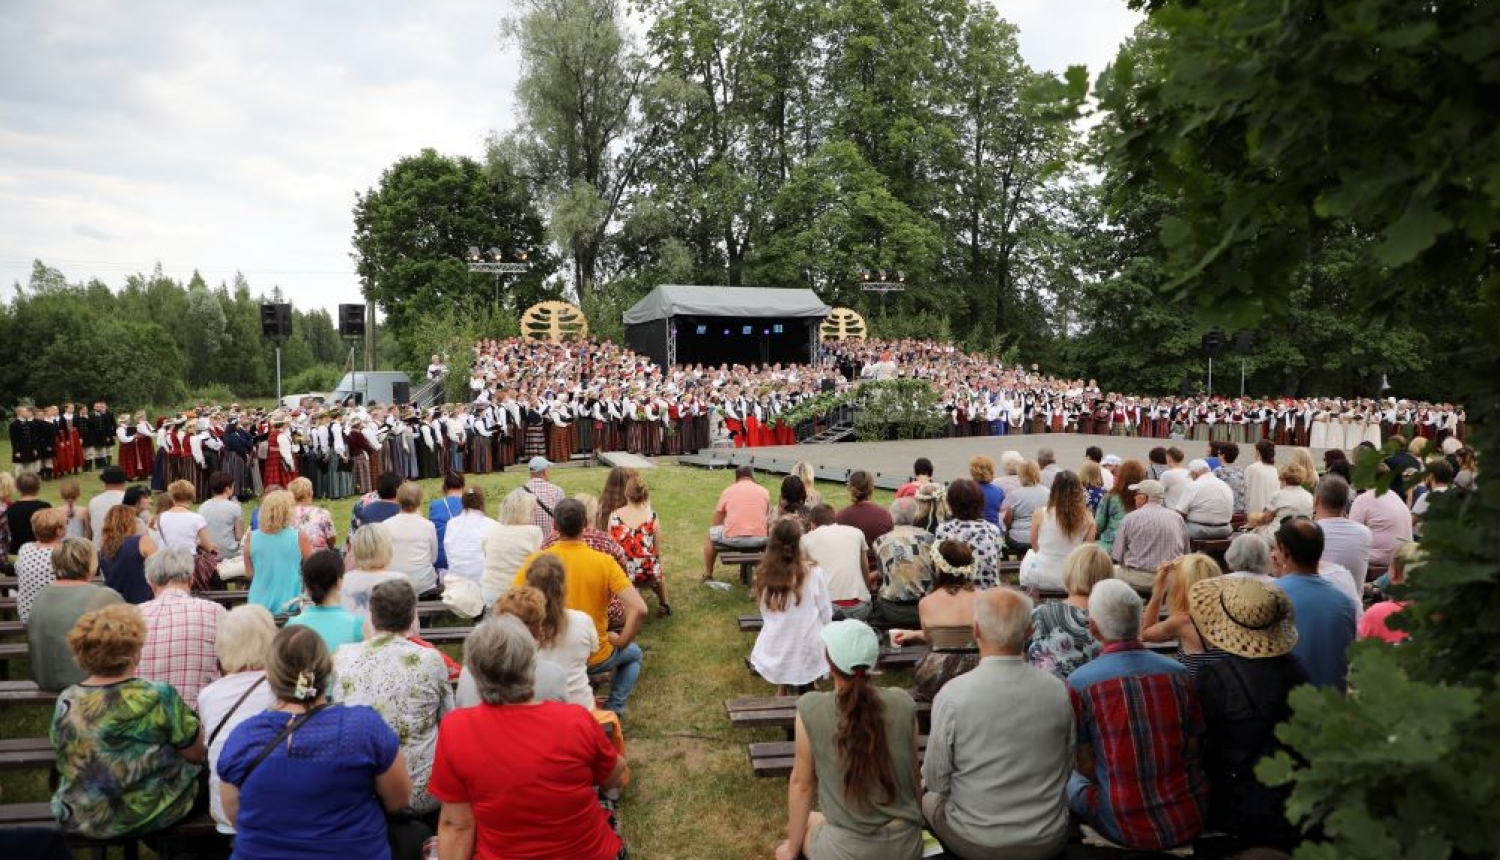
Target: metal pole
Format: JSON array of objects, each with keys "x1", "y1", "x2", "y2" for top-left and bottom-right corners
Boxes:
[
  {"x1": 275, "y1": 345, "x2": 283, "y2": 403},
  {"x1": 1240, "y1": 360, "x2": 1247, "y2": 397},
  {"x1": 365, "y1": 302, "x2": 375, "y2": 371},
  {"x1": 1207, "y1": 356, "x2": 1213, "y2": 397}
]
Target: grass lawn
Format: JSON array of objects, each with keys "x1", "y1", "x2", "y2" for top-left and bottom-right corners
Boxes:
[{"x1": 0, "y1": 450, "x2": 900, "y2": 860}]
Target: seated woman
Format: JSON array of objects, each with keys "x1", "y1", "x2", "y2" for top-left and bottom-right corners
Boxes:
[
  {"x1": 1188, "y1": 577, "x2": 1306, "y2": 849},
  {"x1": 525, "y1": 555, "x2": 604, "y2": 708},
  {"x1": 443, "y1": 487, "x2": 496, "y2": 586},
  {"x1": 244, "y1": 490, "x2": 313, "y2": 615},
  {"x1": 892, "y1": 541, "x2": 980, "y2": 702},
  {"x1": 1026, "y1": 543, "x2": 1110, "y2": 680},
  {"x1": 16, "y1": 508, "x2": 67, "y2": 623},
  {"x1": 1246, "y1": 463, "x2": 1314, "y2": 539},
  {"x1": 770, "y1": 475, "x2": 811, "y2": 531},
  {"x1": 935, "y1": 480, "x2": 1005, "y2": 588},
  {"x1": 1019, "y1": 471, "x2": 1097, "y2": 592},
  {"x1": 430, "y1": 615, "x2": 629, "y2": 860},
  {"x1": 1143, "y1": 553, "x2": 1223, "y2": 675},
  {"x1": 776, "y1": 619, "x2": 923, "y2": 860},
  {"x1": 751, "y1": 519, "x2": 833, "y2": 697},
  {"x1": 154, "y1": 480, "x2": 217, "y2": 555},
  {"x1": 340, "y1": 523, "x2": 413, "y2": 637},
  {"x1": 455, "y1": 587, "x2": 572, "y2": 708},
  {"x1": 29, "y1": 537, "x2": 123, "y2": 691},
  {"x1": 609, "y1": 475, "x2": 669, "y2": 616},
  {"x1": 51, "y1": 604, "x2": 206, "y2": 840},
  {"x1": 334, "y1": 578, "x2": 454, "y2": 815},
  {"x1": 286, "y1": 549, "x2": 364, "y2": 652},
  {"x1": 100, "y1": 504, "x2": 159, "y2": 605},
  {"x1": 219, "y1": 625, "x2": 411, "y2": 860},
  {"x1": 481, "y1": 489, "x2": 544, "y2": 606},
  {"x1": 198, "y1": 605, "x2": 279, "y2": 835}
]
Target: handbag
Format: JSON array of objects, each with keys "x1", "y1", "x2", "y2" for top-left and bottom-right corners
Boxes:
[{"x1": 193, "y1": 548, "x2": 222, "y2": 593}]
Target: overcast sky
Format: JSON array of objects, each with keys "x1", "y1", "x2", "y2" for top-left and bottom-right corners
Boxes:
[{"x1": 0, "y1": 0, "x2": 1140, "y2": 315}]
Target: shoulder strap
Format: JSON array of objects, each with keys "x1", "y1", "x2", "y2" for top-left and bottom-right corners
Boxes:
[
  {"x1": 206, "y1": 675, "x2": 267, "y2": 749},
  {"x1": 240, "y1": 703, "x2": 328, "y2": 785},
  {"x1": 521, "y1": 484, "x2": 555, "y2": 519}
]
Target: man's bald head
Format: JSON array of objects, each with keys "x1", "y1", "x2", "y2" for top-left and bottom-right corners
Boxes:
[{"x1": 974, "y1": 587, "x2": 1034, "y2": 655}]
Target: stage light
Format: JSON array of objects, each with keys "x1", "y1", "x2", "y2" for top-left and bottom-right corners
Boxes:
[
  {"x1": 467, "y1": 246, "x2": 481, "y2": 262},
  {"x1": 762, "y1": 328, "x2": 770, "y2": 336},
  {"x1": 723, "y1": 328, "x2": 731, "y2": 335},
  {"x1": 742, "y1": 326, "x2": 753, "y2": 335},
  {"x1": 861, "y1": 269, "x2": 871, "y2": 281},
  {"x1": 877, "y1": 269, "x2": 887, "y2": 281},
  {"x1": 515, "y1": 250, "x2": 529, "y2": 262},
  {"x1": 489, "y1": 247, "x2": 504, "y2": 261},
  {"x1": 695, "y1": 325, "x2": 707, "y2": 335},
  {"x1": 773, "y1": 324, "x2": 784, "y2": 334},
  {"x1": 896, "y1": 270, "x2": 906, "y2": 282}
]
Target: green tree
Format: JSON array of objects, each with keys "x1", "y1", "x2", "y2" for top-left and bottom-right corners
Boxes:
[
  {"x1": 352, "y1": 149, "x2": 556, "y2": 365},
  {"x1": 1098, "y1": 2, "x2": 1499, "y2": 856},
  {"x1": 183, "y1": 272, "x2": 230, "y2": 387}
]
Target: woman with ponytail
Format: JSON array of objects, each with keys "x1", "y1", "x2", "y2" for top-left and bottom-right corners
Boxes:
[
  {"x1": 776, "y1": 620, "x2": 923, "y2": 860},
  {"x1": 751, "y1": 518, "x2": 832, "y2": 695}
]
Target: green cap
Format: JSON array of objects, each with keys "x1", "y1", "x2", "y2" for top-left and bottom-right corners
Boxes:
[{"x1": 820, "y1": 619, "x2": 879, "y2": 676}]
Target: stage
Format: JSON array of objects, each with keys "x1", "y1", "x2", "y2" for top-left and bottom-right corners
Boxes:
[{"x1": 678, "y1": 433, "x2": 1322, "y2": 491}]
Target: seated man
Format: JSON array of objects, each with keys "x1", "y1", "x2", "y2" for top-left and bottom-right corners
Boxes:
[
  {"x1": 1173, "y1": 460, "x2": 1234, "y2": 540},
  {"x1": 515, "y1": 499, "x2": 648, "y2": 716},
  {"x1": 1110, "y1": 479, "x2": 1190, "y2": 592},
  {"x1": 802, "y1": 503, "x2": 871, "y2": 621},
  {"x1": 869, "y1": 498, "x2": 936, "y2": 629},
  {"x1": 1068, "y1": 579, "x2": 1207, "y2": 851},
  {"x1": 895, "y1": 457, "x2": 936, "y2": 499},
  {"x1": 923, "y1": 588, "x2": 1073, "y2": 860},
  {"x1": 701, "y1": 465, "x2": 770, "y2": 582}
]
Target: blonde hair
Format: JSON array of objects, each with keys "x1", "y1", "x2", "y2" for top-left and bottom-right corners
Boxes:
[
  {"x1": 257, "y1": 490, "x2": 295, "y2": 533},
  {"x1": 69, "y1": 604, "x2": 146, "y2": 676},
  {"x1": 969, "y1": 455, "x2": 996, "y2": 484},
  {"x1": 348, "y1": 522, "x2": 393, "y2": 570},
  {"x1": 1289, "y1": 448, "x2": 1318, "y2": 485},
  {"x1": 1016, "y1": 460, "x2": 1042, "y2": 487},
  {"x1": 1078, "y1": 461, "x2": 1104, "y2": 489},
  {"x1": 1170, "y1": 553, "x2": 1222, "y2": 615},
  {"x1": 168, "y1": 480, "x2": 196, "y2": 504},
  {"x1": 216, "y1": 605, "x2": 277, "y2": 673},
  {"x1": 59, "y1": 479, "x2": 81, "y2": 503},
  {"x1": 52, "y1": 537, "x2": 97, "y2": 581},
  {"x1": 574, "y1": 492, "x2": 600, "y2": 526},
  {"x1": 0, "y1": 473, "x2": 15, "y2": 502},
  {"x1": 31, "y1": 508, "x2": 68, "y2": 543},
  {"x1": 1062, "y1": 544, "x2": 1113, "y2": 596},
  {"x1": 499, "y1": 488, "x2": 536, "y2": 526},
  {"x1": 396, "y1": 482, "x2": 423, "y2": 511},
  {"x1": 287, "y1": 477, "x2": 314, "y2": 504},
  {"x1": 1278, "y1": 462, "x2": 1308, "y2": 487},
  {"x1": 791, "y1": 461, "x2": 816, "y2": 488}
]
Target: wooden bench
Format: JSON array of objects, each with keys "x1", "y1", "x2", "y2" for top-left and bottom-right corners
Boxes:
[
  {"x1": 0, "y1": 737, "x2": 55, "y2": 772},
  {"x1": 719, "y1": 551, "x2": 762, "y2": 587},
  {"x1": 1191, "y1": 537, "x2": 1234, "y2": 571},
  {"x1": 752, "y1": 735, "x2": 929, "y2": 778},
  {"x1": 0, "y1": 806, "x2": 227, "y2": 859},
  {"x1": 727, "y1": 696, "x2": 932, "y2": 733},
  {"x1": 745, "y1": 645, "x2": 925, "y2": 679},
  {"x1": 0, "y1": 680, "x2": 58, "y2": 706}
]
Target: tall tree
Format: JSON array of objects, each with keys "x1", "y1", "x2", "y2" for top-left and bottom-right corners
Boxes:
[
  {"x1": 497, "y1": 0, "x2": 650, "y2": 303},
  {"x1": 1097, "y1": 3, "x2": 1498, "y2": 857},
  {"x1": 351, "y1": 148, "x2": 556, "y2": 364},
  {"x1": 183, "y1": 272, "x2": 230, "y2": 387}
]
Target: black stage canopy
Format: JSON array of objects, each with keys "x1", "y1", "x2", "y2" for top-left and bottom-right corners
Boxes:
[{"x1": 623, "y1": 285, "x2": 831, "y2": 369}]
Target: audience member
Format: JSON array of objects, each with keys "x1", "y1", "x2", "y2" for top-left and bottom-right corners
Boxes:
[
  {"x1": 969, "y1": 456, "x2": 1006, "y2": 526},
  {"x1": 137, "y1": 547, "x2": 227, "y2": 710},
  {"x1": 1174, "y1": 460, "x2": 1234, "y2": 540},
  {"x1": 1213, "y1": 442, "x2": 1247, "y2": 516},
  {"x1": 154, "y1": 480, "x2": 216, "y2": 554},
  {"x1": 1272, "y1": 519, "x2": 1357, "y2": 691},
  {"x1": 1020, "y1": 471, "x2": 1096, "y2": 592},
  {"x1": 1000, "y1": 462, "x2": 1047, "y2": 557},
  {"x1": 1067, "y1": 580, "x2": 1207, "y2": 851},
  {"x1": 868, "y1": 498, "x2": 936, "y2": 629},
  {"x1": 893, "y1": 541, "x2": 980, "y2": 702},
  {"x1": 896, "y1": 458, "x2": 936, "y2": 499},
  {"x1": 286, "y1": 549, "x2": 364, "y2": 651},
  {"x1": 1409, "y1": 459, "x2": 1452, "y2": 537},
  {"x1": 523, "y1": 556, "x2": 604, "y2": 707},
  {"x1": 6, "y1": 471, "x2": 51, "y2": 550},
  {"x1": 1037, "y1": 447, "x2": 1060, "y2": 489},
  {"x1": 1361, "y1": 542, "x2": 1422, "y2": 643},
  {"x1": 771, "y1": 475, "x2": 811, "y2": 531},
  {"x1": 430, "y1": 615, "x2": 629, "y2": 860},
  {"x1": 912, "y1": 481, "x2": 947, "y2": 533},
  {"x1": 1382, "y1": 435, "x2": 1423, "y2": 498},
  {"x1": 200, "y1": 473, "x2": 244, "y2": 559},
  {"x1": 198, "y1": 605, "x2": 278, "y2": 835},
  {"x1": 1094, "y1": 459, "x2": 1146, "y2": 555},
  {"x1": 523, "y1": 456, "x2": 566, "y2": 534},
  {"x1": 442, "y1": 487, "x2": 497, "y2": 587},
  {"x1": 98, "y1": 504, "x2": 157, "y2": 604},
  {"x1": 1077, "y1": 461, "x2": 1107, "y2": 513},
  {"x1": 514, "y1": 499, "x2": 647, "y2": 716},
  {"x1": 87, "y1": 466, "x2": 128, "y2": 546},
  {"x1": 1027, "y1": 544, "x2": 1109, "y2": 680},
  {"x1": 837, "y1": 470, "x2": 894, "y2": 557},
  {"x1": 803, "y1": 504, "x2": 872, "y2": 620},
  {"x1": 28, "y1": 537, "x2": 123, "y2": 690},
  {"x1": 428, "y1": 472, "x2": 466, "y2": 573},
  {"x1": 1247, "y1": 463, "x2": 1315, "y2": 539},
  {"x1": 1110, "y1": 479, "x2": 1189, "y2": 592},
  {"x1": 1244, "y1": 440, "x2": 1280, "y2": 519},
  {"x1": 776, "y1": 620, "x2": 923, "y2": 860},
  {"x1": 925, "y1": 588, "x2": 1073, "y2": 860},
  {"x1": 1188, "y1": 577, "x2": 1306, "y2": 849},
  {"x1": 244, "y1": 490, "x2": 312, "y2": 615},
  {"x1": 1223, "y1": 533, "x2": 1275, "y2": 584},
  {"x1": 52, "y1": 604, "x2": 206, "y2": 840},
  {"x1": 288, "y1": 477, "x2": 337, "y2": 553},
  {"x1": 16, "y1": 507, "x2": 66, "y2": 623},
  {"x1": 351, "y1": 471, "x2": 402, "y2": 532},
  {"x1": 1142, "y1": 553, "x2": 1222, "y2": 675},
  {"x1": 703, "y1": 465, "x2": 770, "y2": 582},
  {"x1": 334, "y1": 578, "x2": 454, "y2": 814},
  {"x1": 481, "y1": 488, "x2": 545, "y2": 606},
  {"x1": 1159, "y1": 447, "x2": 1191, "y2": 509},
  {"x1": 791, "y1": 461, "x2": 824, "y2": 508},
  {"x1": 751, "y1": 519, "x2": 833, "y2": 696},
  {"x1": 996, "y1": 451, "x2": 1024, "y2": 498},
  {"x1": 386, "y1": 482, "x2": 440, "y2": 598},
  {"x1": 219, "y1": 625, "x2": 411, "y2": 858},
  {"x1": 57, "y1": 479, "x2": 88, "y2": 541},
  {"x1": 939, "y1": 479, "x2": 1005, "y2": 588},
  {"x1": 1311, "y1": 476, "x2": 1370, "y2": 618},
  {"x1": 608, "y1": 474, "x2": 669, "y2": 616}
]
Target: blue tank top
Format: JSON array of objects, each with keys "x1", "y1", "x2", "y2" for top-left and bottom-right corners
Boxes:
[{"x1": 248, "y1": 528, "x2": 302, "y2": 614}]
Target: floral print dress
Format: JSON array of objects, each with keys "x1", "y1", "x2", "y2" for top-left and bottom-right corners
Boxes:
[
  {"x1": 1025, "y1": 601, "x2": 1100, "y2": 680},
  {"x1": 608, "y1": 510, "x2": 662, "y2": 586},
  {"x1": 294, "y1": 504, "x2": 337, "y2": 552}
]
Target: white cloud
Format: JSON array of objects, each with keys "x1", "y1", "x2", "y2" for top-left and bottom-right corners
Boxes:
[{"x1": 1, "y1": 1, "x2": 1140, "y2": 316}]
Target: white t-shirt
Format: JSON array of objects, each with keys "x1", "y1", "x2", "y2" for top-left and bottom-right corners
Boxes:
[
  {"x1": 1160, "y1": 468, "x2": 1193, "y2": 510},
  {"x1": 340, "y1": 569, "x2": 417, "y2": 637},
  {"x1": 385, "y1": 512, "x2": 439, "y2": 595},
  {"x1": 198, "y1": 670, "x2": 277, "y2": 834},
  {"x1": 88, "y1": 490, "x2": 125, "y2": 545},
  {"x1": 156, "y1": 510, "x2": 208, "y2": 553},
  {"x1": 442, "y1": 512, "x2": 498, "y2": 586},
  {"x1": 539, "y1": 609, "x2": 600, "y2": 709},
  {"x1": 801, "y1": 523, "x2": 868, "y2": 603}
]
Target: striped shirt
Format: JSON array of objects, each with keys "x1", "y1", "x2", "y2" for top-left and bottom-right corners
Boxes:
[{"x1": 1111, "y1": 502, "x2": 1190, "y2": 573}]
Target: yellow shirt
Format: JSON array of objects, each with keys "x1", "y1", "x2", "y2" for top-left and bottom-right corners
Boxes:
[{"x1": 514, "y1": 540, "x2": 632, "y2": 665}]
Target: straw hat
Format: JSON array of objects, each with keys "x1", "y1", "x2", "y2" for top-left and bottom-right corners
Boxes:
[{"x1": 1189, "y1": 577, "x2": 1298, "y2": 659}]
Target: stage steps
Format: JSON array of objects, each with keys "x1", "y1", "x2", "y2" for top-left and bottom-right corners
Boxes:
[
  {"x1": 802, "y1": 423, "x2": 855, "y2": 444},
  {"x1": 597, "y1": 451, "x2": 656, "y2": 470}
]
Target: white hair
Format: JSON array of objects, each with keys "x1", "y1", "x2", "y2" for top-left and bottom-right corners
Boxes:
[
  {"x1": 888, "y1": 497, "x2": 918, "y2": 526},
  {"x1": 1088, "y1": 579, "x2": 1143, "y2": 641},
  {"x1": 974, "y1": 587, "x2": 1033, "y2": 652},
  {"x1": 1225, "y1": 533, "x2": 1272, "y2": 576},
  {"x1": 144, "y1": 547, "x2": 194, "y2": 587}
]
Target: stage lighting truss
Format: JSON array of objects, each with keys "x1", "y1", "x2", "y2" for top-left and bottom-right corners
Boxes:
[
  {"x1": 466, "y1": 246, "x2": 532, "y2": 275},
  {"x1": 859, "y1": 268, "x2": 907, "y2": 294}
]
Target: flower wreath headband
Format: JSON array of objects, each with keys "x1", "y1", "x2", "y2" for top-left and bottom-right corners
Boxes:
[{"x1": 929, "y1": 542, "x2": 976, "y2": 578}]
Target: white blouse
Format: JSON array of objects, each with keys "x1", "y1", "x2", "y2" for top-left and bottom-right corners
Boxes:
[{"x1": 750, "y1": 566, "x2": 833, "y2": 686}]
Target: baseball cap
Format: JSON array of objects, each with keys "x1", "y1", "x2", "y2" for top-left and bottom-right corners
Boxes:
[
  {"x1": 527, "y1": 456, "x2": 552, "y2": 472},
  {"x1": 1188, "y1": 458, "x2": 1210, "y2": 472},
  {"x1": 1101, "y1": 454, "x2": 1122, "y2": 467},
  {"x1": 1128, "y1": 478, "x2": 1166, "y2": 497},
  {"x1": 820, "y1": 619, "x2": 880, "y2": 676}
]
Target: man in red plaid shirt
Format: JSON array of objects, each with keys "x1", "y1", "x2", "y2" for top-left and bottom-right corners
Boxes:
[{"x1": 1067, "y1": 579, "x2": 1208, "y2": 851}]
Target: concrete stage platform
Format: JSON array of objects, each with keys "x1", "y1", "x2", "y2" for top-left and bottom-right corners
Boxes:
[{"x1": 679, "y1": 434, "x2": 1317, "y2": 491}]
